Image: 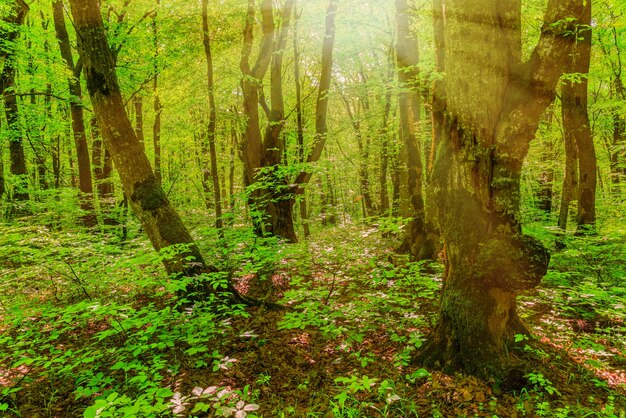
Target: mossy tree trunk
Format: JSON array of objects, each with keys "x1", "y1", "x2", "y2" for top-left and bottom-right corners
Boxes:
[
  {"x1": 418, "y1": 0, "x2": 584, "y2": 378},
  {"x1": 67, "y1": 0, "x2": 223, "y2": 287}
]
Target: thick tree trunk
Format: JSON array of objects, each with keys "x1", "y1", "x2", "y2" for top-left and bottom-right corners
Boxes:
[
  {"x1": 418, "y1": 0, "x2": 583, "y2": 378},
  {"x1": 67, "y1": 0, "x2": 223, "y2": 287}
]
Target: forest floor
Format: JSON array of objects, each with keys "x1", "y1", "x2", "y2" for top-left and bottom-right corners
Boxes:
[{"x1": 0, "y1": 216, "x2": 625, "y2": 417}]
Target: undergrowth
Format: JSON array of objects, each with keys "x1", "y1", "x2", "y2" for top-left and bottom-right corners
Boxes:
[{"x1": 0, "y1": 215, "x2": 625, "y2": 417}]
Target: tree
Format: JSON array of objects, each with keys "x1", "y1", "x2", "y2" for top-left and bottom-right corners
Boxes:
[
  {"x1": 239, "y1": 0, "x2": 337, "y2": 242},
  {"x1": 418, "y1": 0, "x2": 585, "y2": 377},
  {"x1": 201, "y1": 0, "x2": 223, "y2": 235},
  {"x1": 395, "y1": 0, "x2": 436, "y2": 260},
  {"x1": 565, "y1": 1, "x2": 596, "y2": 233},
  {"x1": 52, "y1": 0, "x2": 97, "y2": 227},
  {"x1": 152, "y1": 0, "x2": 163, "y2": 185},
  {"x1": 1, "y1": 0, "x2": 29, "y2": 203},
  {"x1": 66, "y1": 0, "x2": 222, "y2": 286}
]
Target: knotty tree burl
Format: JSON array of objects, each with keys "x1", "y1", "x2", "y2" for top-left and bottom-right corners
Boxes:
[{"x1": 418, "y1": 0, "x2": 585, "y2": 377}]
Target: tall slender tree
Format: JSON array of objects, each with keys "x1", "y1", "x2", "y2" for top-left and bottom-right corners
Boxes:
[
  {"x1": 570, "y1": 2, "x2": 596, "y2": 232},
  {"x1": 201, "y1": 0, "x2": 223, "y2": 235},
  {"x1": 1, "y1": 0, "x2": 30, "y2": 203},
  {"x1": 152, "y1": 0, "x2": 162, "y2": 185},
  {"x1": 395, "y1": 0, "x2": 435, "y2": 260},
  {"x1": 52, "y1": 0, "x2": 97, "y2": 227}
]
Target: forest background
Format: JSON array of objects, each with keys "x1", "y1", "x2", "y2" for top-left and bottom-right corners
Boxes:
[{"x1": 1, "y1": 0, "x2": 626, "y2": 416}]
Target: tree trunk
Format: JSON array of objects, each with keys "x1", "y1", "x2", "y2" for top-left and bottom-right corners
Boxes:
[
  {"x1": 1, "y1": 0, "x2": 30, "y2": 203},
  {"x1": 293, "y1": 8, "x2": 311, "y2": 238},
  {"x1": 0, "y1": 150, "x2": 5, "y2": 199},
  {"x1": 91, "y1": 118, "x2": 115, "y2": 225},
  {"x1": 378, "y1": 50, "x2": 394, "y2": 216},
  {"x1": 238, "y1": 0, "x2": 336, "y2": 240},
  {"x1": 153, "y1": 0, "x2": 162, "y2": 185},
  {"x1": 134, "y1": 96, "x2": 145, "y2": 149},
  {"x1": 342, "y1": 95, "x2": 374, "y2": 218},
  {"x1": 418, "y1": 0, "x2": 583, "y2": 378},
  {"x1": 561, "y1": 1, "x2": 595, "y2": 233},
  {"x1": 396, "y1": 0, "x2": 435, "y2": 260},
  {"x1": 609, "y1": 107, "x2": 624, "y2": 197},
  {"x1": 201, "y1": 0, "x2": 223, "y2": 235},
  {"x1": 53, "y1": 0, "x2": 97, "y2": 227},
  {"x1": 67, "y1": 0, "x2": 225, "y2": 288},
  {"x1": 557, "y1": 111, "x2": 578, "y2": 243}
]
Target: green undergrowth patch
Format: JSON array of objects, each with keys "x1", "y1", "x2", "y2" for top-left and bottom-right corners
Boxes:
[{"x1": 0, "y1": 219, "x2": 625, "y2": 417}]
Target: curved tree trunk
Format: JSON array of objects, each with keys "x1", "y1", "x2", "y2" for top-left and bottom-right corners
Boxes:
[
  {"x1": 67, "y1": 0, "x2": 226, "y2": 292},
  {"x1": 418, "y1": 0, "x2": 583, "y2": 378}
]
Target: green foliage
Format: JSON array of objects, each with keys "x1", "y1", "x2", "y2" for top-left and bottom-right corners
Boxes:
[{"x1": 525, "y1": 372, "x2": 561, "y2": 396}]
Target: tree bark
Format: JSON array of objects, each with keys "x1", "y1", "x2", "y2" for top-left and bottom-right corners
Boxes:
[
  {"x1": 67, "y1": 0, "x2": 223, "y2": 287},
  {"x1": 418, "y1": 0, "x2": 583, "y2": 378},
  {"x1": 557, "y1": 110, "x2": 578, "y2": 244}
]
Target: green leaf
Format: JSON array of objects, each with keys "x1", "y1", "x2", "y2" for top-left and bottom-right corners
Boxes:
[{"x1": 155, "y1": 388, "x2": 173, "y2": 398}]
